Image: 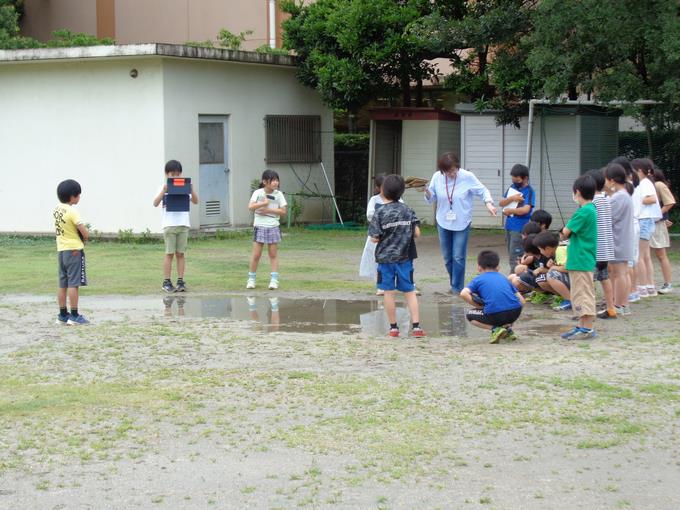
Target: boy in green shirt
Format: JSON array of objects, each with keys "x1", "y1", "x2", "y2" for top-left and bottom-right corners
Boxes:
[{"x1": 560, "y1": 175, "x2": 598, "y2": 340}]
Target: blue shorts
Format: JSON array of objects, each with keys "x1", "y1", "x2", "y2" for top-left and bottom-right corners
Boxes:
[
  {"x1": 377, "y1": 261, "x2": 415, "y2": 292},
  {"x1": 639, "y1": 218, "x2": 656, "y2": 241}
]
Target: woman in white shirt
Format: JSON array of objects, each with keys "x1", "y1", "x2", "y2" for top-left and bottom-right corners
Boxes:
[
  {"x1": 631, "y1": 158, "x2": 663, "y2": 297},
  {"x1": 423, "y1": 153, "x2": 497, "y2": 293}
]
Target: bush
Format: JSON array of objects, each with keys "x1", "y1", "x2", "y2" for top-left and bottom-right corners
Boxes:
[{"x1": 334, "y1": 133, "x2": 370, "y2": 151}]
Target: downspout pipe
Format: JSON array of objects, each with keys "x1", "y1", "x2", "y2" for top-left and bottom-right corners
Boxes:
[{"x1": 268, "y1": 0, "x2": 277, "y2": 48}]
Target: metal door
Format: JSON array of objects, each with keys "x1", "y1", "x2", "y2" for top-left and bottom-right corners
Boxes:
[{"x1": 198, "y1": 116, "x2": 229, "y2": 226}]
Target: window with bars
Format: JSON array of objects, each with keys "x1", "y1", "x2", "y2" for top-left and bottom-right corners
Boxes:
[{"x1": 265, "y1": 115, "x2": 322, "y2": 163}]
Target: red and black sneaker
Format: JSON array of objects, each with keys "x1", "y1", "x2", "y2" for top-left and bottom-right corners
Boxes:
[{"x1": 388, "y1": 328, "x2": 400, "y2": 338}]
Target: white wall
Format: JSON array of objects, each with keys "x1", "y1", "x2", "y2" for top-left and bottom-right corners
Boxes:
[
  {"x1": 161, "y1": 58, "x2": 334, "y2": 227},
  {"x1": 400, "y1": 120, "x2": 439, "y2": 225},
  {"x1": 0, "y1": 58, "x2": 165, "y2": 233}
]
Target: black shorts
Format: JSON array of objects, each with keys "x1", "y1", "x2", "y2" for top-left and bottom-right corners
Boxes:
[
  {"x1": 594, "y1": 261, "x2": 609, "y2": 281},
  {"x1": 466, "y1": 307, "x2": 522, "y2": 328},
  {"x1": 518, "y1": 271, "x2": 537, "y2": 289}
]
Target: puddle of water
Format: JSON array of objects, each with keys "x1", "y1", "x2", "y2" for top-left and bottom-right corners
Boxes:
[
  {"x1": 158, "y1": 295, "x2": 471, "y2": 337},
  {"x1": 2, "y1": 294, "x2": 558, "y2": 338}
]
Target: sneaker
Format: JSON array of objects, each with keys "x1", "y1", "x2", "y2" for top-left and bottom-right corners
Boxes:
[
  {"x1": 646, "y1": 286, "x2": 658, "y2": 297},
  {"x1": 376, "y1": 289, "x2": 385, "y2": 296},
  {"x1": 67, "y1": 314, "x2": 90, "y2": 326},
  {"x1": 596, "y1": 308, "x2": 617, "y2": 319},
  {"x1": 638, "y1": 286, "x2": 649, "y2": 298},
  {"x1": 553, "y1": 300, "x2": 572, "y2": 311},
  {"x1": 176, "y1": 279, "x2": 187, "y2": 292},
  {"x1": 628, "y1": 292, "x2": 640, "y2": 303},
  {"x1": 162, "y1": 280, "x2": 176, "y2": 293},
  {"x1": 563, "y1": 327, "x2": 597, "y2": 340},
  {"x1": 658, "y1": 283, "x2": 673, "y2": 294},
  {"x1": 268, "y1": 279, "x2": 279, "y2": 290},
  {"x1": 246, "y1": 278, "x2": 256, "y2": 290},
  {"x1": 505, "y1": 328, "x2": 519, "y2": 342},
  {"x1": 388, "y1": 328, "x2": 400, "y2": 338},
  {"x1": 411, "y1": 327, "x2": 426, "y2": 338},
  {"x1": 490, "y1": 326, "x2": 508, "y2": 344},
  {"x1": 56, "y1": 314, "x2": 69, "y2": 325},
  {"x1": 246, "y1": 296, "x2": 257, "y2": 309},
  {"x1": 615, "y1": 305, "x2": 631, "y2": 316},
  {"x1": 560, "y1": 327, "x2": 580, "y2": 339}
]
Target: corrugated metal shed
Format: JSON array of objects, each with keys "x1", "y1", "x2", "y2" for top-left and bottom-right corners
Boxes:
[{"x1": 458, "y1": 103, "x2": 620, "y2": 228}]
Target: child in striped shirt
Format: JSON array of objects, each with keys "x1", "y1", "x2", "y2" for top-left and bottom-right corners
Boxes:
[{"x1": 587, "y1": 169, "x2": 616, "y2": 319}]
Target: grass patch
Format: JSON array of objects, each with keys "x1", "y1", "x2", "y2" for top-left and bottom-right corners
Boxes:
[{"x1": 0, "y1": 230, "x2": 371, "y2": 295}]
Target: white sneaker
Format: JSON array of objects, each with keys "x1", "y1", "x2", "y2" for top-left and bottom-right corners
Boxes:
[
  {"x1": 637, "y1": 286, "x2": 649, "y2": 297},
  {"x1": 615, "y1": 305, "x2": 631, "y2": 316},
  {"x1": 646, "y1": 285, "x2": 658, "y2": 297},
  {"x1": 268, "y1": 279, "x2": 279, "y2": 290},
  {"x1": 658, "y1": 283, "x2": 673, "y2": 294},
  {"x1": 246, "y1": 278, "x2": 256, "y2": 289}
]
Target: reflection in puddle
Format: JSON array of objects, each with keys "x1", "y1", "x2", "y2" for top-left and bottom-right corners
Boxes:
[{"x1": 160, "y1": 295, "x2": 470, "y2": 337}]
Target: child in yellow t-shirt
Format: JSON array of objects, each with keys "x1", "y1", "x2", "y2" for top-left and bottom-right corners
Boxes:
[{"x1": 54, "y1": 179, "x2": 89, "y2": 325}]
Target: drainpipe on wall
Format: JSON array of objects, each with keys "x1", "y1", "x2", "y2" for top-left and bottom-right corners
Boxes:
[{"x1": 268, "y1": 0, "x2": 277, "y2": 48}]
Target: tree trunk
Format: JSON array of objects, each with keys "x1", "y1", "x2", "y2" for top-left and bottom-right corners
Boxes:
[
  {"x1": 401, "y1": 71, "x2": 411, "y2": 107},
  {"x1": 415, "y1": 79, "x2": 423, "y2": 107}
]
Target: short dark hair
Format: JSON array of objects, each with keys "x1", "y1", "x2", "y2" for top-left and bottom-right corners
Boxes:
[
  {"x1": 523, "y1": 234, "x2": 541, "y2": 255},
  {"x1": 530, "y1": 209, "x2": 552, "y2": 229},
  {"x1": 373, "y1": 173, "x2": 386, "y2": 190},
  {"x1": 604, "y1": 163, "x2": 627, "y2": 185},
  {"x1": 477, "y1": 250, "x2": 500, "y2": 269},
  {"x1": 586, "y1": 168, "x2": 605, "y2": 192},
  {"x1": 259, "y1": 169, "x2": 280, "y2": 187},
  {"x1": 573, "y1": 175, "x2": 596, "y2": 200},
  {"x1": 533, "y1": 231, "x2": 559, "y2": 249},
  {"x1": 522, "y1": 221, "x2": 542, "y2": 236},
  {"x1": 437, "y1": 152, "x2": 460, "y2": 173},
  {"x1": 165, "y1": 160, "x2": 183, "y2": 174},
  {"x1": 610, "y1": 156, "x2": 637, "y2": 191},
  {"x1": 57, "y1": 179, "x2": 82, "y2": 204},
  {"x1": 631, "y1": 158, "x2": 655, "y2": 179},
  {"x1": 382, "y1": 174, "x2": 405, "y2": 201},
  {"x1": 510, "y1": 164, "x2": 529, "y2": 179}
]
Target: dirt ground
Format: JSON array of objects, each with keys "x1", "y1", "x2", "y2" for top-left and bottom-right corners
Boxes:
[{"x1": 1, "y1": 233, "x2": 679, "y2": 509}]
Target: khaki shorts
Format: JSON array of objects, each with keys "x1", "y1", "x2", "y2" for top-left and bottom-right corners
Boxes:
[
  {"x1": 650, "y1": 220, "x2": 670, "y2": 249},
  {"x1": 569, "y1": 270, "x2": 595, "y2": 318},
  {"x1": 164, "y1": 226, "x2": 189, "y2": 254}
]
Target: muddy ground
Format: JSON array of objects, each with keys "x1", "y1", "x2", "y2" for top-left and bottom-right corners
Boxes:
[{"x1": 1, "y1": 234, "x2": 679, "y2": 509}]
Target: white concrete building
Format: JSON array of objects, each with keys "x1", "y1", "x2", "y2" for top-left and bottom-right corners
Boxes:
[
  {"x1": 367, "y1": 108, "x2": 461, "y2": 225},
  {"x1": 0, "y1": 44, "x2": 334, "y2": 234}
]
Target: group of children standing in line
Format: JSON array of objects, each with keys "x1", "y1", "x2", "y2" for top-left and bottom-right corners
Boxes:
[{"x1": 493, "y1": 157, "x2": 675, "y2": 342}]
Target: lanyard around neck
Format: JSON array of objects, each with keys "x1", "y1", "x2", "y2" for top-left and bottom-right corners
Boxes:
[{"x1": 445, "y1": 173, "x2": 457, "y2": 207}]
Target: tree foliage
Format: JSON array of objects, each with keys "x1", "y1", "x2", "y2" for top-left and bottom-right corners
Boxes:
[
  {"x1": 525, "y1": 0, "x2": 680, "y2": 129},
  {"x1": 281, "y1": 0, "x2": 438, "y2": 111},
  {"x1": 410, "y1": 0, "x2": 538, "y2": 125}
]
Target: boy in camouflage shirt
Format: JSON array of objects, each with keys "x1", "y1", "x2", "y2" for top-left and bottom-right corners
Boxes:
[{"x1": 369, "y1": 174, "x2": 425, "y2": 338}]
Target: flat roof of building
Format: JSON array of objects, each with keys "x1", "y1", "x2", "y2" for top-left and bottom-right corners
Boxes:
[{"x1": 0, "y1": 43, "x2": 296, "y2": 67}]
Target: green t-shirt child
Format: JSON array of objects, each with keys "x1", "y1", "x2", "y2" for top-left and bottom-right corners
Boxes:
[{"x1": 565, "y1": 202, "x2": 597, "y2": 271}]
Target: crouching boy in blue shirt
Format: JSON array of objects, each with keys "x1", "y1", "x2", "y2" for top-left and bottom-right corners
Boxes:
[{"x1": 461, "y1": 250, "x2": 525, "y2": 343}]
